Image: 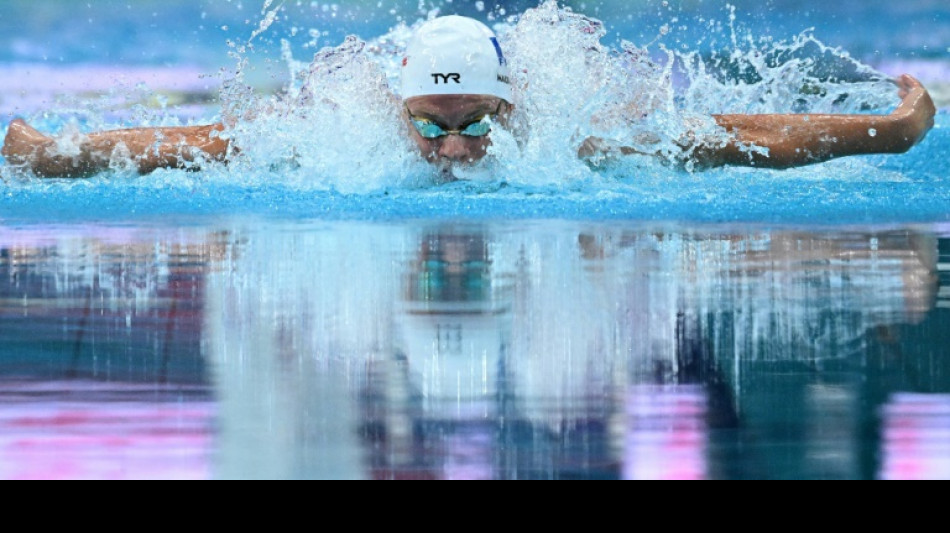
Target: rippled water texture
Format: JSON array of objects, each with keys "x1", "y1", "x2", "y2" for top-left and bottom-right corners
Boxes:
[
  {"x1": 2, "y1": 220, "x2": 949, "y2": 480},
  {"x1": 0, "y1": 1, "x2": 949, "y2": 479}
]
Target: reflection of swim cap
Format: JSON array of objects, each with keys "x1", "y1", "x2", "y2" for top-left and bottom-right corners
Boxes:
[{"x1": 401, "y1": 16, "x2": 512, "y2": 102}]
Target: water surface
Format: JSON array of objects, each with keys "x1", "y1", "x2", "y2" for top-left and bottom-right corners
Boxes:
[
  {"x1": 1, "y1": 0, "x2": 950, "y2": 480},
  {"x1": 2, "y1": 220, "x2": 948, "y2": 479}
]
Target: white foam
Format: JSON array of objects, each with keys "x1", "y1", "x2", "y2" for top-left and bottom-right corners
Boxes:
[
  {"x1": 215, "y1": 1, "x2": 900, "y2": 188},
  {"x1": 2, "y1": 1, "x2": 909, "y2": 191}
]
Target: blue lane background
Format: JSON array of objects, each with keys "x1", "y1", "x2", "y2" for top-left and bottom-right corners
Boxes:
[{"x1": 0, "y1": 0, "x2": 946, "y2": 65}]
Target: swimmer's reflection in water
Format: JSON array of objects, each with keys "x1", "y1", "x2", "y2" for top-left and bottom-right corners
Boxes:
[
  {"x1": 1, "y1": 12, "x2": 937, "y2": 179},
  {"x1": 374, "y1": 230, "x2": 507, "y2": 479},
  {"x1": 1, "y1": 225, "x2": 943, "y2": 478},
  {"x1": 364, "y1": 226, "x2": 722, "y2": 479},
  {"x1": 360, "y1": 226, "x2": 941, "y2": 479}
]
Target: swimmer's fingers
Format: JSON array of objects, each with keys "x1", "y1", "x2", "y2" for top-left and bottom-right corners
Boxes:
[
  {"x1": 890, "y1": 75, "x2": 937, "y2": 150},
  {"x1": 3, "y1": 119, "x2": 52, "y2": 165},
  {"x1": 898, "y1": 74, "x2": 923, "y2": 90},
  {"x1": 893, "y1": 75, "x2": 934, "y2": 117},
  {"x1": 895, "y1": 74, "x2": 924, "y2": 101}
]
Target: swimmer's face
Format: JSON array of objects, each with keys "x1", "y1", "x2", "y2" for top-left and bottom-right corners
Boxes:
[{"x1": 404, "y1": 95, "x2": 511, "y2": 169}]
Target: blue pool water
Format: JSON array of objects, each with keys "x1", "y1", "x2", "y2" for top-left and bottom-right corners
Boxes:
[
  {"x1": 1, "y1": 0, "x2": 949, "y2": 479},
  {"x1": 0, "y1": 117, "x2": 947, "y2": 224},
  {"x1": 2, "y1": 220, "x2": 950, "y2": 480},
  {"x1": 1, "y1": 0, "x2": 948, "y2": 225}
]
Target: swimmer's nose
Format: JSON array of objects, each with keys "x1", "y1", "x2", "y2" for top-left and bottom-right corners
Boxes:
[{"x1": 438, "y1": 135, "x2": 471, "y2": 162}]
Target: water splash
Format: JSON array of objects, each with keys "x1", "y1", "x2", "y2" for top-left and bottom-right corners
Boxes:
[
  {"x1": 213, "y1": 0, "x2": 902, "y2": 185},
  {"x1": 1, "y1": 0, "x2": 936, "y2": 222},
  {"x1": 218, "y1": 34, "x2": 429, "y2": 193}
]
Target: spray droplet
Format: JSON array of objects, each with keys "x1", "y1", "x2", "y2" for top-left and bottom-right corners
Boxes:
[{"x1": 868, "y1": 128, "x2": 877, "y2": 137}]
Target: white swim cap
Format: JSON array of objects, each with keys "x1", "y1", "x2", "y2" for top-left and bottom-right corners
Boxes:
[{"x1": 401, "y1": 16, "x2": 512, "y2": 102}]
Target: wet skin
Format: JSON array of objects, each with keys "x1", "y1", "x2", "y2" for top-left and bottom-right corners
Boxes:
[
  {"x1": 708, "y1": 75, "x2": 938, "y2": 169},
  {"x1": 403, "y1": 94, "x2": 512, "y2": 171},
  {"x1": 0, "y1": 76, "x2": 936, "y2": 178}
]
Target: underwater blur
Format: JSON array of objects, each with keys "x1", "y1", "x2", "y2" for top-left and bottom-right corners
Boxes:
[
  {"x1": 0, "y1": 0, "x2": 949, "y2": 479},
  {"x1": 0, "y1": 0, "x2": 947, "y2": 221},
  {"x1": 3, "y1": 221, "x2": 950, "y2": 480}
]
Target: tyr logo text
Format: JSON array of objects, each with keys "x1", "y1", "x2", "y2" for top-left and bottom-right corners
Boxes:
[{"x1": 432, "y1": 73, "x2": 461, "y2": 85}]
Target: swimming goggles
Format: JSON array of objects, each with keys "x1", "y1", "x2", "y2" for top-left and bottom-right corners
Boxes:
[{"x1": 406, "y1": 103, "x2": 502, "y2": 139}]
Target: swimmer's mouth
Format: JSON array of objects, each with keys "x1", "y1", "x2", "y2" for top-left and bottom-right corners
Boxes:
[
  {"x1": 432, "y1": 156, "x2": 485, "y2": 182},
  {"x1": 438, "y1": 164, "x2": 460, "y2": 183}
]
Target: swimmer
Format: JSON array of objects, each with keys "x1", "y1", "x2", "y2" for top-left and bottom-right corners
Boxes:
[{"x1": 1, "y1": 15, "x2": 937, "y2": 178}]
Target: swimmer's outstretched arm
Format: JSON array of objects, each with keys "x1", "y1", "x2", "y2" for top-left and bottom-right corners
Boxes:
[
  {"x1": 2, "y1": 121, "x2": 230, "y2": 178},
  {"x1": 697, "y1": 75, "x2": 936, "y2": 169}
]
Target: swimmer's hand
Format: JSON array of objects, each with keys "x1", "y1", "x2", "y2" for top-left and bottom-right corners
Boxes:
[
  {"x1": 2, "y1": 119, "x2": 89, "y2": 177},
  {"x1": 891, "y1": 74, "x2": 937, "y2": 151},
  {"x1": 3, "y1": 120, "x2": 231, "y2": 178},
  {"x1": 683, "y1": 74, "x2": 938, "y2": 170}
]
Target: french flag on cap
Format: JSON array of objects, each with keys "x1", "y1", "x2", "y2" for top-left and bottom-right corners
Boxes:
[{"x1": 490, "y1": 37, "x2": 507, "y2": 66}]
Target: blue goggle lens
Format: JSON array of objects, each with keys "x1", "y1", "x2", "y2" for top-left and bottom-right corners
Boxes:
[
  {"x1": 460, "y1": 120, "x2": 492, "y2": 137},
  {"x1": 412, "y1": 119, "x2": 447, "y2": 139},
  {"x1": 411, "y1": 117, "x2": 493, "y2": 139}
]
